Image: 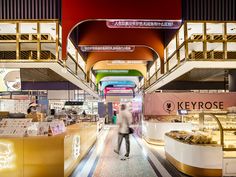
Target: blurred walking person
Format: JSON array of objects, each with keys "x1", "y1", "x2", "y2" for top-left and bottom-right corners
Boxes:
[{"x1": 114, "y1": 104, "x2": 132, "y2": 160}]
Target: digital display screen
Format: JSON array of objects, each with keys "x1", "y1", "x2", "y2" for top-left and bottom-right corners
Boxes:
[
  {"x1": 0, "y1": 69, "x2": 21, "y2": 92},
  {"x1": 178, "y1": 109, "x2": 188, "y2": 115}
]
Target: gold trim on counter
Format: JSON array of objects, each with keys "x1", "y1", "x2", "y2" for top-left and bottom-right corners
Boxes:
[
  {"x1": 143, "y1": 136, "x2": 164, "y2": 146},
  {"x1": 165, "y1": 152, "x2": 222, "y2": 177}
]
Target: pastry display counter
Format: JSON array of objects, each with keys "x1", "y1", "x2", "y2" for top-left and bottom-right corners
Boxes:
[
  {"x1": 142, "y1": 120, "x2": 193, "y2": 144},
  {"x1": 164, "y1": 134, "x2": 223, "y2": 177},
  {"x1": 0, "y1": 122, "x2": 97, "y2": 177},
  {"x1": 164, "y1": 111, "x2": 236, "y2": 177}
]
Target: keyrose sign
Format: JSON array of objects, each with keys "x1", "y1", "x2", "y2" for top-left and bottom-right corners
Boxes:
[
  {"x1": 144, "y1": 92, "x2": 236, "y2": 115},
  {"x1": 177, "y1": 101, "x2": 224, "y2": 110}
]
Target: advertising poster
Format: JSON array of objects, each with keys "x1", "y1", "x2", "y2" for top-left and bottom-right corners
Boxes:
[{"x1": 0, "y1": 69, "x2": 21, "y2": 91}]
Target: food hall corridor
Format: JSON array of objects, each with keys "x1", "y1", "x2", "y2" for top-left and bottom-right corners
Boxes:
[{"x1": 70, "y1": 125, "x2": 190, "y2": 177}]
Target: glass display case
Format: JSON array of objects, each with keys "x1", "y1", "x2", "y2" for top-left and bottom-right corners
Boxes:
[{"x1": 183, "y1": 110, "x2": 236, "y2": 157}]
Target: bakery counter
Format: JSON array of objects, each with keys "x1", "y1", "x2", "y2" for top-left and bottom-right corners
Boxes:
[
  {"x1": 0, "y1": 122, "x2": 98, "y2": 177},
  {"x1": 164, "y1": 135, "x2": 223, "y2": 177},
  {"x1": 142, "y1": 120, "x2": 193, "y2": 144}
]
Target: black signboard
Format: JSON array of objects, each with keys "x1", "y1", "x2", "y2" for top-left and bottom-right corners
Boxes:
[{"x1": 65, "y1": 101, "x2": 83, "y2": 106}]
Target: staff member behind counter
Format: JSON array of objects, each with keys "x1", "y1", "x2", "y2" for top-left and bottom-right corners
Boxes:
[{"x1": 26, "y1": 102, "x2": 44, "y2": 122}]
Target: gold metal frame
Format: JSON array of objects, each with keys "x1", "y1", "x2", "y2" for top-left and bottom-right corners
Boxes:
[
  {"x1": 145, "y1": 21, "x2": 236, "y2": 89},
  {"x1": 0, "y1": 20, "x2": 94, "y2": 92}
]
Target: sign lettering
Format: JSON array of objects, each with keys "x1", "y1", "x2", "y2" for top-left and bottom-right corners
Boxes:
[
  {"x1": 106, "y1": 20, "x2": 182, "y2": 29},
  {"x1": 177, "y1": 101, "x2": 224, "y2": 110}
]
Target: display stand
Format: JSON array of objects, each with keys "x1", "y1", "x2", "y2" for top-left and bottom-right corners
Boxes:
[
  {"x1": 142, "y1": 120, "x2": 193, "y2": 144},
  {"x1": 164, "y1": 111, "x2": 236, "y2": 176},
  {"x1": 165, "y1": 135, "x2": 223, "y2": 177}
]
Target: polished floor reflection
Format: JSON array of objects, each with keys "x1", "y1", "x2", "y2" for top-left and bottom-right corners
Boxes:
[{"x1": 70, "y1": 125, "x2": 190, "y2": 177}]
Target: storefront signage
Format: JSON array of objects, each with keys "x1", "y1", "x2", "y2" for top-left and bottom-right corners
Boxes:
[
  {"x1": 106, "y1": 20, "x2": 182, "y2": 29},
  {"x1": 163, "y1": 100, "x2": 175, "y2": 114},
  {"x1": 65, "y1": 101, "x2": 83, "y2": 106},
  {"x1": 144, "y1": 93, "x2": 236, "y2": 115},
  {"x1": 80, "y1": 45, "x2": 135, "y2": 52},
  {"x1": 177, "y1": 101, "x2": 224, "y2": 110}
]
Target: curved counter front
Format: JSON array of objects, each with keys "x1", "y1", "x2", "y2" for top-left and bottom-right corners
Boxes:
[
  {"x1": 142, "y1": 121, "x2": 193, "y2": 144},
  {"x1": 164, "y1": 135, "x2": 223, "y2": 177}
]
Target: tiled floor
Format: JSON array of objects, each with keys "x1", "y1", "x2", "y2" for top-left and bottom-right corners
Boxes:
[{"x1": 70, "y1": 125, "x2": 190, "y2": 177}]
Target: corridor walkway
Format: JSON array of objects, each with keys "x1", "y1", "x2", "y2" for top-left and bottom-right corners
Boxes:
[{"x1": 70, "y1": 125, "x2": 189, "y2": 177}]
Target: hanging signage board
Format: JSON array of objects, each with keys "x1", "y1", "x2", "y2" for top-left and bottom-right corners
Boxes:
[
  {"x1": 106, "y1": 20, "x2": 182, "y2": 29},
  {"x1": 80, "y1": 45, "x2": 135, "y2": 52}
]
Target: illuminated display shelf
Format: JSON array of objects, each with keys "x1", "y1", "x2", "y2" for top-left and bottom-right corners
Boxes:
[{"x1": 184, "y1": 112, "x2": 236, "y2": 151}]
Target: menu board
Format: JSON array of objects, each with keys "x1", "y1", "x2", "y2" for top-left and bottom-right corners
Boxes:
[
  {"x1": 0, "y1": 119, "x2": 66, "y2": 137},
  {"x1": 37, "y1": 121, "x2": 66, "y2": 136},
  {"x1": 0, "y1": 68, "x2": 21, "y2": 91},
  {"x1": 0, "y1": 119, "x2": 32, "y2": 137},
  {"x1": 50, "y1": 120, "x2": 66, "y2": 135}
]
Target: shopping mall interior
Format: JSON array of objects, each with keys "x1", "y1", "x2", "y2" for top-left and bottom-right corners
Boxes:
[{"x1": 0, "y1": 0, "x2": 236, "y2": 177}]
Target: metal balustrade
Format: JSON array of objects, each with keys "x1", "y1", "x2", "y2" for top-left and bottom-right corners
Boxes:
[
  {"x1": 144, "y1": 21, "x2": 236, "y2": 90},
  {"x1": 0, "y1": 20, "x2": 97, "y2": 94}
]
